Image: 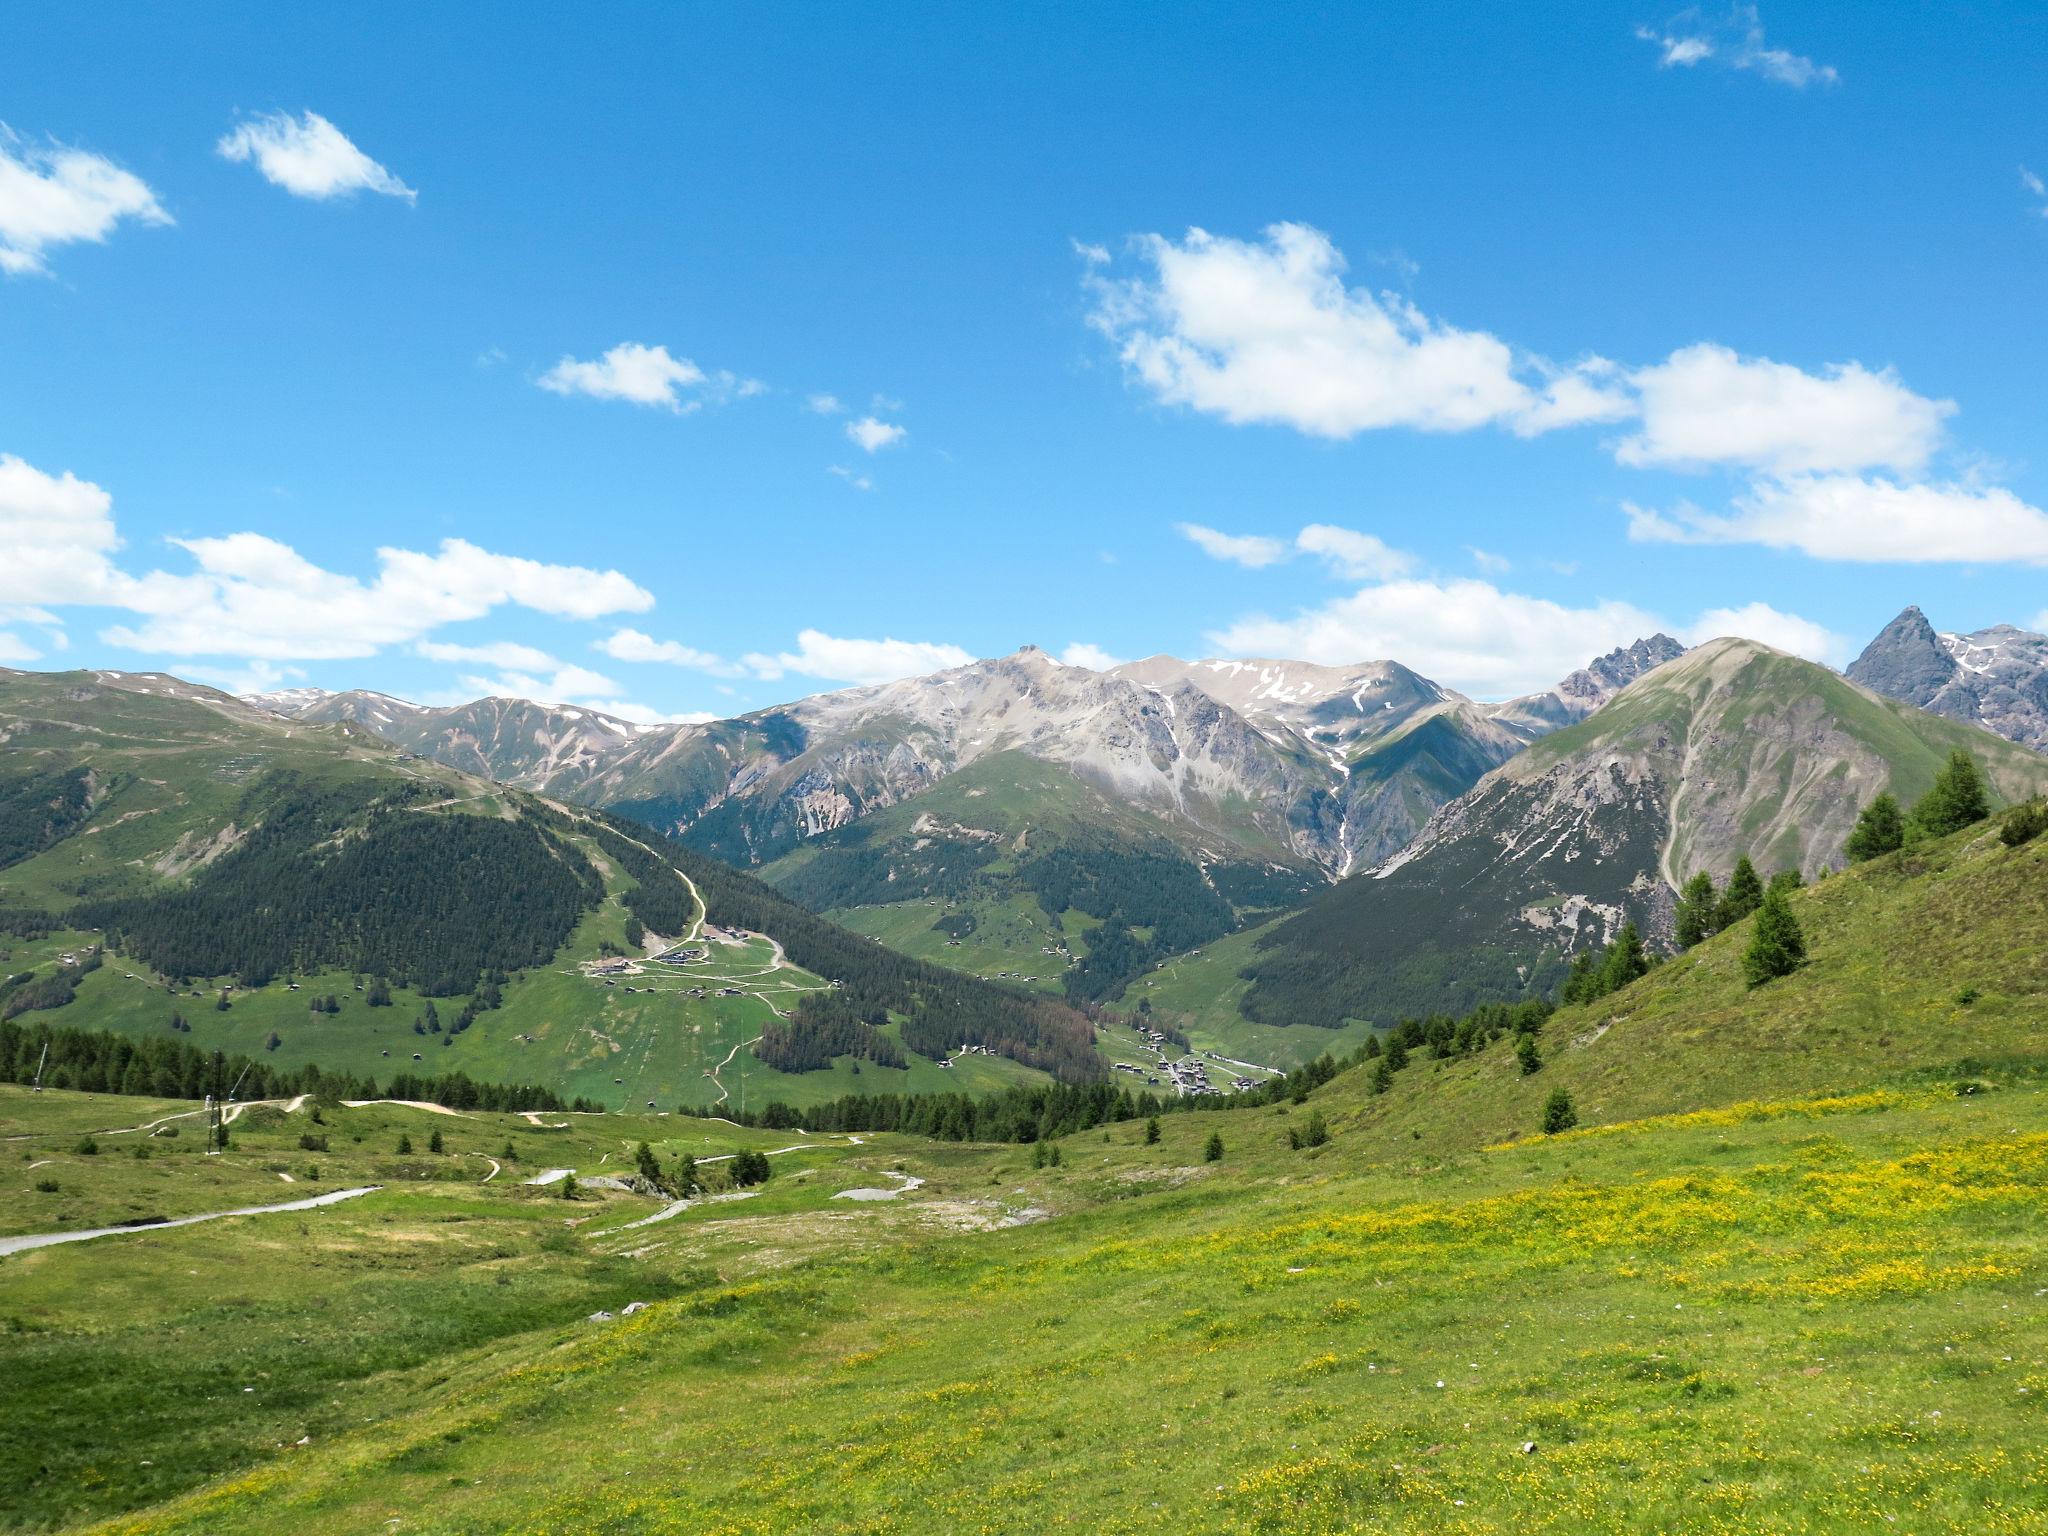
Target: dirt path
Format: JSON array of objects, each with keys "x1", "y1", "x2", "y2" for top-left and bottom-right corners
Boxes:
[
  {"x1": 707, "y1": 1034, "x2": 764, "y2": 1107},
  {"x1": 477, "y1": 1156, "x2": 501, "y2": 1183},
  {"x1": 340, "y1": 1099, "x2": 478, "y2": 1118},
  {"x1": 0, "y1": 1186, "x2": 380, "y2": 1260}
]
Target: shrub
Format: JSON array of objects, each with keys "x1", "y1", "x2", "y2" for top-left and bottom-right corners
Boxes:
[
  {"x1": 72, "y1": 1137, "x2": 97, "y2": 1156},
  {"x1": 33, "y1": 1177, "x2": 58, "y2": 1193},
  {"x1": 1999, "y1": 799, "x2": 2047, "y2": 848},
  {"x1": 297, "y1": 1133, "x2": 328, "y2": 1152}
]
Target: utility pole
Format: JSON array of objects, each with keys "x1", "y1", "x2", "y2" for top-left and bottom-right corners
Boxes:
[{"x1": 31, "y1": 1043, "x2": 47, "y2": 1091}]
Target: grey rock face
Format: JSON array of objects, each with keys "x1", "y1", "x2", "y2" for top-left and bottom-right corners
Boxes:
[{"x1": 1848, "y1": 609, "x2": 2048, "y2": 752}]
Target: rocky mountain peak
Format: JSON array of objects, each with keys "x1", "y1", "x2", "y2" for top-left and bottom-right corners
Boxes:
[{"x1": 1846, "y1": 606, "x2": 1959, "y2": 700}]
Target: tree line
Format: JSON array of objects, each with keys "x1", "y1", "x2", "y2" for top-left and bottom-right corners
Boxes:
[{"x1": 0, "y1": 1017, "x2": 592, "y2": 1111}]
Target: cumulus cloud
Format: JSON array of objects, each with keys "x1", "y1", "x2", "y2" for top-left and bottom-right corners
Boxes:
[
  {"x1": 1684, "y1": 601, "x2": 1848, "y2": 664},
  {"x1": 1627, "y1": 476, "x2": 2048, "y2": 565},
  {"x1": 1058, "y1": 642, "x2": 1125, "y2": 670},
  {"x1": 742, "y1": 629, "x2": 972, "y2": 687},
  {"x1": 1207, "y1": 578, "x2": 1667, "y2": 698},
  {"x1": 1205, "y1": 575, "x2": 1841, "y2": 697},
  {"x1": 0, "y1": 128, "x2": 170, "y2": 276},
  {"x1": 414, "y1": 638, "x2": 560, "y2": 672},
  {"x1": 846, "y1": 416, "x2": 907, "y2": 453},
  {"x1": 1178, "y1": 520, "x2": 1415, "y2": 581},
  {"x1": 807, "y1": 393, "x2": 845, "y2": 414},
  {"x1": 1176, "y1": 522, "x2": 1290, "y2": 568},
  {"x1": 1295, "y1": 524, "x2": 1415, "y2": 581},
  {"x1": 1635, "y1": 6, "x2": 1838, "y2": 88},
  {"x1": 453, "y1": 662, "x2": 622, "y2": 703},
  {"x1": 538, "y1": 343, "x2": 707, "y2": 411},
  {"x1": 0, "y1": 453, "x2": 655, "y2": 666},
  {"x1": 1620, "y1": 344, "x2": 1952, "y2": 475},
  {"x1": 1087, "y1": 222, "x2": 1632, "y2": 439},
  {"x1": 598, "y1": 628, "x2": 746, "y2": 676},
  {"x1": 216, "y1": 110, "x2": 415, "y2": 201}
]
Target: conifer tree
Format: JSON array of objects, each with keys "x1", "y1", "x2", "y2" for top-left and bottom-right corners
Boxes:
[
  {"x1": 1368, "y1": 1058, "x2": 1394, "y2": 1095},
  {"x1": 397, "y1": 1133, "x2": 412, "y2": 1155},
  {"x1": 428, "y1": 1128, "x2": 444, "y2": 1154},
  {"x1": 1599, "y1": 922, "x2": 1649, "y2": 995},
  {"x1": 1541, "y1": 1087, "x2": 1577, "y2": 1135},
  {"x1": 1717, "y1": 856, "x2": 1764, "y2": 928},
  {"x1": 1203, "y1": 1130, "x2": 1223, "y2": 1163},
  {"x1": 1143, "y1": 1116, "x2": 1161, "y2": 1145},
  {"x1": 1674, "y1": 872, "x2": 1718, "y2": 949},
  {"x1": 1910, "y1": 749, "x2": 1990, "y2": 840},
  {"x1": 1516, "y1": 1032, "x2": 1542, "y2": 1075},
  {"x1": 1766, "y1": 868, "x2": 1804, "y2": 898},
  {"x1": 1742, "y1": 886, "x2": 1807, "y2": 988},
  {"x1": 1844, "y1": 792, "x2": 1905, "y2": 862},
  {"x1": 1560, "y1": 950, "x2": 1600, "y2": 1006}
]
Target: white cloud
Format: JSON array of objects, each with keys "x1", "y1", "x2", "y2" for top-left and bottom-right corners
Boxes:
[
  {"x1": 414, "y1": 638, "x2": 560, "y2": 672},
  {"x1": 807, "y1": 393, "x2": 845, "y2": 414},
  {"x1": 1058, "y1": 642, "x2": 1124, "y2": 670},
  {"x1": 1207, "y1": 577, "x2": 1667, "y2": 698},
  {"x1": 742, "y1": 629, "x2": 972, "y2": 687},
  {"x1": 80, "y1": 530, "x2": 650, "y2": 661},
  {"x1": 1635, "y1": 7, "x2": 1838, "y2": 88},
  {"x1": 1071, "y1": 238, "x2": 1111, "y2": 265},
  {"x1": 846, "y1": 416, "x2": 907, "y2": 453},
  {"x1": 1620, "y1": 344, "x2": 1952, "y2": 475},
  {"x1": 598, "y1": 628, "x2": 744, "y2": 676},
  {"x1": 2024, "y1": 167, "x2": 2048, "y2": 217},
  {"x1": 1627, "y1": 475, "x2": 2048, "y2": 565},
  {"x1": 455, "y1": 663, "x2": 621, "y2": 703},
  {"x1": 1176, "y1": 522, "x2": 1290, "y2": 568},
  {"x1": 828, "y1": 464, "x2": 875, "y2": 492},
  {"x1": 0, "y1": 454, "x2": 129, "y2": 603},
  {"x1": 184, "y1": 658, "x2": 305, "y2": 696},
  {"x1": 0, "y1": 630, "x2": 41, "y2": 663},
  {"x1": 1468, "y1": 546, "x2": 1512, "y2": 575},
  {"x1": 1205, "y1": 574, "x2": 1842, "y2": 697},
  {"x1": 1295, "y1": 524, "x2": 1415, "y2": 581},
  {"x1": 1684, "y1": 601, "x2": 1847, "y2": 664},
  {"x1": 215, "y1": 111, "x2": 415, "y2": 202},
  {"x1": 539, "y1": 342, "x2": 708, "y2": 411},
  {"x1": 1086, "y1": 222, "x2": 1632, "y2": 439},
  {"x1": 0, "y1": 128, "x2": 170, "y2": 276}
]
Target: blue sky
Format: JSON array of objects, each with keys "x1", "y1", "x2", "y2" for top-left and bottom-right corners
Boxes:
[{"x1": 4, "y1": 1, "x2": 2047, "y2": 719}]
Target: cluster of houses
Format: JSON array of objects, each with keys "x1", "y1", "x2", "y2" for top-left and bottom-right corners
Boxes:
[{"x1": 936, "y1": 1043, "x2": 1001, "y2": 1069}]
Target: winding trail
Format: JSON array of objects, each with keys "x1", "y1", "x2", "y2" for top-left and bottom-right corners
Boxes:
[
  {"x1": 707, "y1": 1034, "x2": 764, "y2": 1108},
  {"x1": 0, "y1": 1186, "x2": 380, "y2": 1260}
]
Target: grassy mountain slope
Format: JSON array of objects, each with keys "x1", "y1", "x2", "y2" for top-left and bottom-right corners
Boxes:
[
  {"x1": 1239, "y1": 640, "x2": 2048, "y2": 1026},
  {"x1": 760, "y1": 750, "x2": 1322, "y2": 1005},
  {"x1": 0, "y1": 671, "x2": 1094, "y2": 1110},
  {"x1": 7, "y1": 819, "x2": 2048, "y2": 1533}
]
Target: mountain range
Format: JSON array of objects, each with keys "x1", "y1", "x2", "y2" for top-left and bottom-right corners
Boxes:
[{"x1": 1846, "y1": 605, "x2": 2048, "y2": 751}]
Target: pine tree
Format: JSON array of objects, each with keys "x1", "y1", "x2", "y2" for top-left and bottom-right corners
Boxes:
[
  {"x1": 559, "y1": 1172, "x2": 579, "y2": 1200},
  {"x1": 1300, "y1": 1110, "x2": 1329, "y2": 1148},
  {"x1": 1143, "y1": 1116, "x2": 1161, "y2": 1145},
  {"x1": 1560, "y1": 950, "x2": 1600, "y2": 1005},
  {"x1": 1742, "y1": 886, "x2": 1806, "y2": 988},
  {"x1": 428, "y1": 1128, "x2": 444, "y2": 1154},
  {"x1": 2001, "y1": 799, "x2": 2048, "y2": 848},
  {"x1": 1203, "y1": 1130, "x2": 1223, "y2": 1163},
  {"x1": 1674, "y1": 872, "x2": 1718, "y2": 949},
  {"x1": 1717, "y1": 856, "x2": 1764, "y2": 928},
  {"x1": 1845, "y1": 792, "x2": 1905, "y2": 862},
  {"x1": 1911, "y1": 750, "x2": 1991, "y2": 840},
  {"x1": 1599, "y1": 922, "x2": 1648, "y2": 995},
  {"x1": 635, "y1": 1140, "x2": 662, "y2": 1185},
  {"x1": 1541, "y1": 1087, "x2": 1577, "y2": 1135},
  {"x1": 397, "y1": 1133, "x2": 412, "y2": 1155},
  {"x1": 1516, "y1": 1033, "x2": 1542, "y2": 1075},
  {"x1": 1368, "y1": 1058, "x2": 1394, "y2": 1095},
  {"x1": 676, "y1": 1153, "x2": 698, "y2": 1194}
]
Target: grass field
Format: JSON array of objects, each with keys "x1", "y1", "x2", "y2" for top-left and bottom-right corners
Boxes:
[
  {"x1": 825, "y1": 891, "x2": 1090, "y2": 994},
  {"x1": 6, "y1": 810, "x2": 2046, "y2": 1535}
]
